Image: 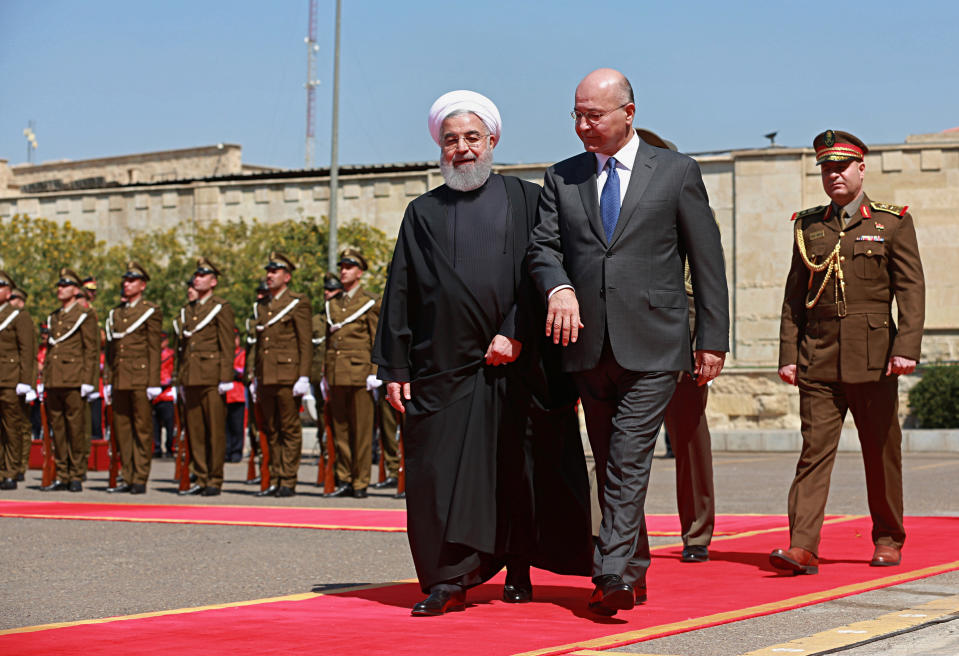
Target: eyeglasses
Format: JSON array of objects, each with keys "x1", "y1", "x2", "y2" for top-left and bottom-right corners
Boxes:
[
  {"x1": 442, "y1": 132, "x2": 490, "y2": 149},
  {"x1": 571, "y1": 103, "x2": 628, "y2": 125}
]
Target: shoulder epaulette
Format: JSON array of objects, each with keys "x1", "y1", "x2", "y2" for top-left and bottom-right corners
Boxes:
[
  {"x1": 791, "y1": 205, "x2": 827, "y2": 222},
  {"x1": 870, "y1": 201, "x2": 908, "y2": 217}
]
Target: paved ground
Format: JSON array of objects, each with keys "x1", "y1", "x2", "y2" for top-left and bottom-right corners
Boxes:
[{"x1": 2, "y1": 450, "x2": 957, "y2": 655}]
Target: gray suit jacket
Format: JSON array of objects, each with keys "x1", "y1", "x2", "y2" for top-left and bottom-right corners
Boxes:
[{"x1": 527, "y1": 137, "x2": 729, "y2": 373}]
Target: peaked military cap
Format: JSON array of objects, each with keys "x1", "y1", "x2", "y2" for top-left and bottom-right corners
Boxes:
[
  {"x1": 337, "y1": 247, "x2": 367, "y2": 271},
  {"x1": 194, "y1": 257, "x2": 221, "y2": 277},
  {"x1": 814, "y1": 130, "x2": 868, "y2": 165},
  {"x1": 636, "y1": 127, "x2": 678, "y2": 152},
  {"x1": 0, "y1": 270, "x2": 14, "y2": 287},
  {"x1": 122, "y1": 261, "x2": 150, "y2": 281},
  {"x1": 82, "y1": 276, "x2": 97, "y2": 292},
  {"x1": 57, "y1": 268, "x2": 81, "y2": 287},
  {"x1": 10, "y1": 287, "x2": 27, "y2": 301},
  {"x1": 265, "y1": 251, "x2": 296, "y2": 272},
  {"x1": 323, "y1": 272, "x2": 344, "y2": 291}
]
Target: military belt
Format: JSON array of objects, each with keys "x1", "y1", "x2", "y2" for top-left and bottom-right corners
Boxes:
[{"x1": 808, "y1": 302, "x2": 890, "y2": 320}]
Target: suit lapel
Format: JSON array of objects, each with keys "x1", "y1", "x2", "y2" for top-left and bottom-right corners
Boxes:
[
  {"x1": 574, "y1": 154, "x2": 607, "y2": 245},
  {"x1": 610, "y1": 138, "x2": 657, "y2": 245}
]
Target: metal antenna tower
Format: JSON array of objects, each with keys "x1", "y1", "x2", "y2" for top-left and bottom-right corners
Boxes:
[{"x1": 304, "y1": 0, "x2": 320, "y2": 168}]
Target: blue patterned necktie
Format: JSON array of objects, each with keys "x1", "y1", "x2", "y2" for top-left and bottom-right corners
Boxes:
[{"x1": 600, "y1": 156, "x2": 620, "y2": 242}]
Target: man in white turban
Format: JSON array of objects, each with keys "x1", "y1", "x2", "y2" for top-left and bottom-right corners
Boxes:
[{"x1": 374, "y1": 92, "x2": 592, "y2": 616}]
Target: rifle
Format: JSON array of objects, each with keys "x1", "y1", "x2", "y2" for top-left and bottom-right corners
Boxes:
[
  {"x1": 40, "y1": 397, "x2": 56, "y2": 487},
  {"x1": 244, "y1": 400, "x2": 258, "y2": 482},
  {"x1": 106, "y1": 401, "x2": 121, "y2": 488},
  {"x1": 319, "y1": 402, "x2": 336, "y2": 493},
  {"x1": 395, "y1": 411, "x2": 406, "y2": 496},
  {"x1": 175, "y1": 395, "x2": 192, "y2": 492},
  {"x1": 374, "y1": 389, "x2": 386, "y2": 485},
  {"x1": 253, "y1": 400, "x2": 270, "y2": 491}
]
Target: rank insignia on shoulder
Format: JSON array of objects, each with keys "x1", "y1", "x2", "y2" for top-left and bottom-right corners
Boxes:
[
  {"x1": 870, "y1": 201, "x2": 908, "y2": 217},
  {"x1": 791, "y1": 205, "x2": 826, "y2": 221}
]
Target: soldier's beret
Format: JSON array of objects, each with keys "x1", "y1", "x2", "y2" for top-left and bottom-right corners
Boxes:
[
  {"x1": 194, "y1": 257, "x2": 221, "y2": 277},
  {"x1": 265, "y1": 251, "x2": 296, "y2": 272},
  {"x1": 10, "y1": 287, "x2": 27, "y2": 301},
  {"x1": 814, "y1": 130, "x2": 868, "y2": 165},
  {"x1": 636, "y1": 127, "x2": 678, "y2": 152},
  {"x1": 338, "y1": 247, "x2": 368, "y2": 271},
  {"x1": 122, "y1": 261, "x2": 150, "y2": 282},
  {"x1": 0, "y1": 270, "x2": 14, "y2": 287},
  {"x1": 57, "y1": 268, "x2": 81, "y2": 287},
  {"x1": 323, "y1": 272, "x2": 344, "y2": 291}
]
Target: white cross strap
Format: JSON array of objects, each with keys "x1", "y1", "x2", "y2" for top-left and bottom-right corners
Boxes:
[
  {"x1": 0, "y1": 309, "x2": 20, "y2": 333},
  {"x1": 326, "y1": 299, "x2": 375, "y2": 333},
  {"x1": 48, "y1": 312, "x2": 89, "y2": 346},
  {"x1": 108, "y1": 306, "x2": 155, "y2": 341},
  {"x1": 181, "y1": 303, "x2": 223, "y2": 338},
  {"x1": 256, "y1": 298, "x2": 300, "y2": 332}
]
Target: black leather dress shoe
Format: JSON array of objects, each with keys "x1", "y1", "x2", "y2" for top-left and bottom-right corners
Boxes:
[
  {"x1": 371, "y1": 476, "x2": 398, "y2": 489},
  {"x1": 323, "y1": 484, "x2": 351, "y2": 498},
  {"x1": 255, "y1": 484, "x2": 278, "y2": 497},
  {"x1": 189, "y1": 473, "x2": 197, "y2": 483},
  {"x1": 68, "y1": 480, "x2": 83, "y2": 492},
  {"x1": 681, "y1": 545, "x2": 710, "y2": 563},
  {"x1": 0, "y1": 478, "x2": 17, "y2": 490},
  {"x1": 588, "y1": 574, "x2": 635, "y2": 616},
  {"x1": 411, "y1": 589, "x2": 466, "y2": 616},
  {"x1": 200, "y1": 486, "x2": 221, "y2": 496},
  {"x1": 130, "y1": 483, "x2": 147, "y2": 494},
  {"x1": 178, "y1": 484, "x2": 203, "y2": 496},
  {"x1": 42, "y1": 480, "x2": 68, "y2": 491},
  {"x1": 16, "y1": 472, "x2": 25, "y2": 482},
  {"x1": 394, "y1": 491, "x2": 406, "y2": 499},
  {"x1": 352, "y1": 487, "x2": 368, "y2": 499},
  {"x1": 276, "y1": 486, "x2": 295, "y2": 497},
  {"x1": 244, "y1": 476, "x2": 262, "y2": 485},
  {"x1": 107, "y1": 483, "x2": 132, "y2": 494},
  {"x1": 502, "y1": 584, "x2": 533, "y2": 603}
]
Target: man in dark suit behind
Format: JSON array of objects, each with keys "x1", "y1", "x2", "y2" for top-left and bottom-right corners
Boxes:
[{"x1": 528, "y1": 68, "x2": 729, "y2": 616}]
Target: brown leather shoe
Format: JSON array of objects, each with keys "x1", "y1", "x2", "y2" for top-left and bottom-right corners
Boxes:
[
  {"x1": 769, "y1": 546, "x2": 819, "y2": 575},
  {"x1": 870, "y1": 544, "x2": 901, "y2": 567}
]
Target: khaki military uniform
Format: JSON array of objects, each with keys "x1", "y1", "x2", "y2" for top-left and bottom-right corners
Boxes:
[
  {"x1": 779, "y1": 195, "x2": 925, "y2": 554},
  {"x1": 377, "y1": 390, "x2": 400, "y2": 480},
  {"x1": 252, "y1": 289, "x2": 312, "y2": 489},
  {"x1": 0, "y1": 302, "x2": 36, "y2": 480},
  {"x1": 44, "y1": 302, "x2": 99, "y2": 483},
  {"x1": 105, "y1": 299, "x2": 162, "y2": 485},
  {"x1": 177, "y1": 295, "x2": 235, "y2": 489},
  {"x1": 324, "y1": 286, "x2": 380, "y2": 491}
]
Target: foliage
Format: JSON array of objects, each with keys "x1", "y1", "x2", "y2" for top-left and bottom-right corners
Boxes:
[
  {"x1": 908, "y1": 365, "x2": 959, "y2": 429},
  {"x1": 0, "y1": 214, "x2": 393, "y2": 333}
]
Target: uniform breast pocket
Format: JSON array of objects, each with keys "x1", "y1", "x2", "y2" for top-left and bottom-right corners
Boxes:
[{"x1": 853, "y1": 242, "x2": 885, "y2": 279}]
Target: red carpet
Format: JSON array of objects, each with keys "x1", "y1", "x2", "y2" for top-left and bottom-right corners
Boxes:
[
  {"x1": 0, "y1": 500, "x2": 799, "y2": 535},
  {"x1": 3, "y1": 515, "x2": 957, "y2": 656}
]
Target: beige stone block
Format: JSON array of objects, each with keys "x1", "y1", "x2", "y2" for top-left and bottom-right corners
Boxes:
[
  {"x1": 708, "y1": 393, "x2": 756, "y2": 417},
  {"x1": 756, "y1": 394, "x2": 789, "y2": 417},
  {"x1": 55, "y1": 199, "x2": 70, "y2": 214},
  {"x1": 735, "y1": 342, "x2": 778, "y2": 365},
  {"x1": 0, "y1": 202, "x2": 10, "y2": 217},
  {"x1": 195, "y1": 187, "x2": 218, "y2": 205},
  {"x1": 374, "y1": 182, "x2": 391, "y2": 198},
  {"x1": 342, "y1": 184, "x2": 361, "y2": 199},
  {"x1": 736, "y1": 318, "x2": 780, "y2": 343},
  {"x1": 882, "y1": 150, "x2": 903, "y2": 172},
  {"x1": 254, "y1": 188, "x2": 269, "y2": 204},
  {"x1": 134, "y1": 193, "x2": 148, "y2": 209},
  {"x1": 82, "y1": 196, "x2": 96, "y2": 212},
  {"x1": 283, "y1": 186, "x2": 300, "y2": 203},
  {"x1": 313, "y1": 185, "x2": 330, "y2": 201},
  {"x1": 404, "y1": 180, "x2": 426, "y2": 197},
  {"x1": 921, "y1": 149, "x2": 943, "y2": 171},
  {"x1": 161, "y1": 192, "x2": 177, "y2": 209},
  {"x1": 224, "y1": 189, "x2": 241, "y2": 205}
]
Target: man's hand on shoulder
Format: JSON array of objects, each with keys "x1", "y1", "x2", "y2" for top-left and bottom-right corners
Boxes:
[
  {"x1": 886, "y1": 356, "x2": 917, "y2": 376},
  {"x1": 778, "y1": 364, "x2": 798, "y2": 386},
  {"x1": 386, "y1": 381, "x2": 411, "y2": 413},
  {"x1": 546, "y1": 288, "x2": 583, "y2": 346},
  {"x1": 694, "y1": 350, "x2": 726, "y2": 386},
  {"x1": 485, "y1": 335, "x2": 521, "y2": 366}
]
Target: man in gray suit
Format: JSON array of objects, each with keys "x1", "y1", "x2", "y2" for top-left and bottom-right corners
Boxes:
[{"x1": 528, "y1": 68, "x2": 729, "y2": 616}]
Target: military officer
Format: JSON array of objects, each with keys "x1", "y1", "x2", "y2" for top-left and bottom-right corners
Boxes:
[
  {"x1": 8, "y1": 287, "x2": 38, "y2": 482},
  {"x1": 104, "y1": 262, "x2": 162, "y2": 494},
  {"x1": 771, "y1": 130, "x2": 925, "y2": 575},
  {"x1": 251, "y1": 252, "x2": 312, "y2": 498},
  {"x1": 0, "y1": 273, "x2": 37, "y2": 490},
  {"x1": 41, "y1": 269, "x2": 99, "y2": 492},
  {"x1": 177, "y1": 258, "x2": 236, "y2": 496},
  {"x1": 323, "y1": 248, "x2": 381, "y2": 499}
]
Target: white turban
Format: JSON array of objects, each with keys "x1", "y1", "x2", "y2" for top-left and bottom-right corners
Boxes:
[{"x1": 428, "y1": 90, "x2": 502, "y2": 146}]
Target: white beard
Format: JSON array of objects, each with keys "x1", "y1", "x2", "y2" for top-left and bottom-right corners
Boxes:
[{"x1": 439, "y1": 147, "x2": 494, "y2": 192}]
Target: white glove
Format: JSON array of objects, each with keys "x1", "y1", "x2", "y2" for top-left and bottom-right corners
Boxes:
[
  {"x1": 365, "y1": 374, "x2": 383, "y2": 391},
  {"x1": 87, "y1": 391, "x2": 100, "y2": 400},
  {"x1": 250, "y1": 380, "x2": 258, "y2": 403},
  {"x1": 104, "y1": 385, "x2": 113, "y2": 405},
  {"x1": 292, "y1": 376, "x2": 310, "y2": 397},
  {"x1": 320, "y1": 376, "x2": 329, "y2": 401},
  {"x1": 302, "y1": 394, "x2": 317, "y2": 421},
  {"x1": 37, "y1": 383, "x2": 44, "y2": 396},
  {"x1": 80, "y1": 383, "x2": 95, "y2": 398},
  {"x1": 25, "y1": 389, "x2": 37, "y2": 403},
  {"x1": 170, "y1": 387, "x2": 177, "y2": 402},
  {"x1": 218, "y1": 381, "x2": 233, "y2": 395},
  {"x1": 16, "y1": 383, "x2": 31, "y2": 396},
  {"x1": 146, "y1": 386, "x2": 162, "y2": 401}
]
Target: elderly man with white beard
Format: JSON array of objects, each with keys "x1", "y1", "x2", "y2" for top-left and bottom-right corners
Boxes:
[{"x1": 374, "y1": 91, "x2": 592, "y2": 616}]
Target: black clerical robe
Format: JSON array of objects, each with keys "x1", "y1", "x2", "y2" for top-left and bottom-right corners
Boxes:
[{"x1": 373, "y1": 174, "x2": 592, "y2": 593}]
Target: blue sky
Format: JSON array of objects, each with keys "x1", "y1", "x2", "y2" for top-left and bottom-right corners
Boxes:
[{"x1": 2, "y1": 0, "x2": 956, "y2": 170}]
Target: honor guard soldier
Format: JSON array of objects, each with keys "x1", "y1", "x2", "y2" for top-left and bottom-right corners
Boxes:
[
  {"x1": 0, "y1": 273, "x2": 37, "y2": 490},
  {"x1": 177, "y1": 258, "x2": 236, "y2": 496},
  {"x1": 9, "y1": 287, "x2": 37, "y2": 482},
  {"x1": 771, "y1": 130, "x2": 925, "y2": 575},
  {"x1": 252, "y1": 252, "x2": 312, "y2": 497},
  {"x1": 324, "y1": 248, "x2": 381, "y2": 499},
  {"x1": 104, "y1": 262, "x2": 162, "y2": 494},
  {"x1": 41, "y1": 269, "x2": 99, "y2": 492}
]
